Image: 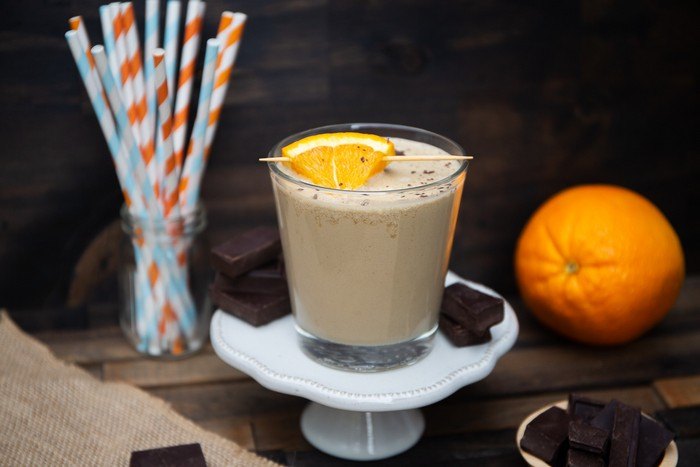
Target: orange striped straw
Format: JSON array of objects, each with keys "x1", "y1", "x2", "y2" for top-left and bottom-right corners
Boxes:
[
  {"x1": 110, "y1": 3, "x2": 142, "y2": 149},
  {"x1": 68, "y1": 16, "x2": 106, "y2": 102},
  {"x1": 204, "y1": 12, "x2": 247, "y2": 156},
  {"x1": 152, "y1": 49, "x2": 180, "y2": 217},
  {"x1": 121, "y1": 2, "x2": 157, "y2": 191},
  {"x1": 172, "y1": 0, "x2": 206, "y2": 169},
  {"x1": 204, "y1": 11, "x2": 247, "y2": 158}
]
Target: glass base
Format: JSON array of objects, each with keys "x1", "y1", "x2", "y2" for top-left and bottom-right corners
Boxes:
[
  {"x1": 119, "y1": 316, "x2": 207, "y2": 360},
  {"x1": 296, "y1": 324, "x2": 437, "y2": 372}
]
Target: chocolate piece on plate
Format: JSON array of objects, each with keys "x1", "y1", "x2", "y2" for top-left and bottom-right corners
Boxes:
[
  {"x1": 441, "y1": 283, "x2": 504, "y2": 334},
  {"x1": 130, "y1": 443, "x2": 206, "y2": 467},
  {"x1": 569, "y1": 419, "x2": 609, "y2": 455},
  {"x1": 439, "y1": 313, "x2": 491, "y2": 347},
  {"x1": 210, "y1": 286, "x2": 290, "y2": 327},
  {"x1": 520, "y1": 406, "x2": 571, "y2": 465},
  {"x1": 249, "y1": 258, "x2": 285, "y2": 279},
  {"x1": 211, "y1": 227, "x2": 281, "y2": 279},
  {"x1": 609, "y1": 403, "x2": 640, "y2": 467},
  {"x1": 568, "y1": 393, "x2": 606, "y2": 422},
  {"x1": 214, "y1": 269, "x2": 288, "y2": 297},
  {"x1": 591, "y1": 399, "x2": 619, "y2": 433},
  {"x1": 566, "y1": 448, "x2": 604, "y2": 467},
  {"x1": 637, "y1": 415, "x2": 674, "y2": 467}
]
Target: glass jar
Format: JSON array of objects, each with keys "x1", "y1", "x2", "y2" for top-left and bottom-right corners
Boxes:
[{"x1": 118, "y1": 205, "x2": 212, "y2": 358}]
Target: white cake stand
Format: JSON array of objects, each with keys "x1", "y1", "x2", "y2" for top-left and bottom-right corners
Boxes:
[{"x1": 211, "y1": 272, "x2": 519, "y2": 461}]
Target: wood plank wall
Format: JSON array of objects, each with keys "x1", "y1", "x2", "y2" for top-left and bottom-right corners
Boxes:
[{"x1": 0, "y1": 0, "x2": 698, "y2": 315}]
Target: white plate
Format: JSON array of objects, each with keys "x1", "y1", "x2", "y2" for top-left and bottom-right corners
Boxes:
[
  {"x1": 210, "y1": 271, "x2": 519, "y2": 412},
  {"x1": 516, "y1": 400, "x2": 678, "y2": 467}
]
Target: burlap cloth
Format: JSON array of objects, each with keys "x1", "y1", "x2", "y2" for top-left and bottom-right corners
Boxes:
[{"x1": 0, "y1": 312, "x2": 278, "y2": 466}]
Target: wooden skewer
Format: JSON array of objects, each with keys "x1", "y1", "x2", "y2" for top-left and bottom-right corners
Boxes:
[{"x1": 259, "y1": 155, "x2": 473, "y2": 162}]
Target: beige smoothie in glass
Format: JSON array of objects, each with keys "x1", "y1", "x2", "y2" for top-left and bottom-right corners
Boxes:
[{"x1": 268, "y1": 124, "x2": 467, "y2": 371}]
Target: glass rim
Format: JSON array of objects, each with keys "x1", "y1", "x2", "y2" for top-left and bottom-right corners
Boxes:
[
  {"x1": 268, "y1": 123, "x2": 469, "y2": 195},
  {"x1": 119, "y1": 203, "x2": 207, "y2": 234}
]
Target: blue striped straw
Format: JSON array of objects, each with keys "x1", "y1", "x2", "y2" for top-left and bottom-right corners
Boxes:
[
  {"x1": 65, "y1": 32, "x2": 142, "y2": 213},
  {"x1": 163, "y1": 0, "x2": 182, "y2": 108},
  {"x1": 179, "y1": 39, "x2": 220, "y2": 211},
  {"x1": 144, "y1": 0, "x2": 160, "y2": 136},
  {"x1": 99, "y1": 6, "x2": 121, "y2": 86},
  {"x1": 66, "y1": 31, "x2": 155, "y2": 348}
]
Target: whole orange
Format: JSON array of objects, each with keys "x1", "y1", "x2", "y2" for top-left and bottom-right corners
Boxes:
[{"x1": 514, "y1": 185, "x2": 684, "y2": 345}]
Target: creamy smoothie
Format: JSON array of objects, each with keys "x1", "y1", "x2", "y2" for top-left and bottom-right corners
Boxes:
[{"x1": 271, "y1": 132, "x2": 465, "y2": 358}]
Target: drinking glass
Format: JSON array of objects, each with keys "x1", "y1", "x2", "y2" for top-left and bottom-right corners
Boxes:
[{"x1": 269, "y1": 123, "x2": 467, "y2": 372}]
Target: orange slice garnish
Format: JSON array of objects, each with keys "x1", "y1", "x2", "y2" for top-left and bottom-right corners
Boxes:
[{"x1": 282, "y1": 132, "x2": 395, "y2": 189}]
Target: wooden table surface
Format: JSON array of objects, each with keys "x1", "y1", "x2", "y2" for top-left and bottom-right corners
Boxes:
[{"x1": 31, "y1": 277, "x2": 700, "y2": 466}]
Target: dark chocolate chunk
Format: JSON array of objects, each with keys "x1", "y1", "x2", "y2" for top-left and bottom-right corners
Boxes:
[
  {"x1": 439, "y1": 313, "x2": 491, "y2": 346},
  {"x1": 637, "y1": 415, "x2": 674, "y2": 467},
  {"x1": 243, "y1": 257, "x2": 286, "y2": 279},
  {"x1": 566, "y1": 448, "x2": 604, "y2": 467},
  {"x1": 609, "y1": 403, "x2": 640, "y2": 467},
  {"x1": 214, "y1": 268, "x2": 288, "y2": 297},
  {"x1": 520, "y1": 406, "x2": 571, "y2": 465},
  {"x1": 569, "y1": 419, "x2": 609, "y2": 455},
  {"x1": 441, "y1": 283, "x2": 504, "y2": 334},
  {"x1": 568, "y1": 393, "x2": 606, "y2": 422},
  {"x1": 591, "y1": 399, "x2": 619, "y2": 433},
  {"x1": 211, "y1": 227, "x2": 281, "y2": 279},
  {"x1": 210, "y1": 286, "x2": 290, "y2": 326},
  {"x1": 130, "y1": 443, "x2": 206, "y2": 467}
]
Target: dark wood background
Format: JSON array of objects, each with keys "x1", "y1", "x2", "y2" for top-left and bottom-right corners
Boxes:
[{"x1": 1, "y1": 0, "x2": 698, "y2": 324}]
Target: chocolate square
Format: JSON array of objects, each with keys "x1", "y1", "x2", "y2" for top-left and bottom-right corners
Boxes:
[
  {"x1": 568, "y1": 394, "x2": 605, "y2": 422},
  {"x1": 569, "y1": 419, "x2": 609, "y2": 454},
  {"x1": 609, "y1": 403, "x2": 640, "y2": 467},
  {"x1": 211, "y1": 227, "x2": 281, "y2": 279},
  {"x1": 213, "y1": 267, "x2": 288, "y2": 297},
  {"x1": 439, "y1": 313, "x2": 491, "y2": 347},
  {"x1": 130, "y1": 443, "x2": 206, "y2": 466},
  {"x1": 520, "y1": 406, "x2": 571, "y2": 465},
  {"x1": 566, "y1": 448, "x2": 604, "y2": 467},
  {"x1": 210, "y1": 286, "x2": 290, "y2": 326},
  {"x1": 637, "y1": 415, "x2": 674, "y2": 467},
  {"x1": 441, "y1": 283, "x2": 504, "y2": 334}
]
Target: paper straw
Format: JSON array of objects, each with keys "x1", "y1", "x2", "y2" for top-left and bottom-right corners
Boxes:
[
  {"x1": 144, "y1": 0, "x2": 160, "y2": 136},
  {"x1": 99, "y1": 6, "x2": 122, "y2": 86},
  {"x1": 144, "y1": 0, "x2": 162, "y2": 202},
  {"x1": 65, "y1": 31, "x2": 142, "y2": 213},
  {"x1": 163, "y1": 0, "x2": 182, "y2": 109},
  {"x1": 179, "y1": 39, "x2": 219, "y2": 212},
  {"x1": 110, "y1": 3, "x2": 141, "y2": 148},
  {"x1": 153, "y1": 49, "x2": 180, "y2": 217},
  {"x1": 67, "y1": 32, "x2": 156, "y2": 349},
  {"x1": 121, "y1": 2, "x2": 156, "y2": 186},
  {"x1": 205, "y1": 12, "x2": 246, "y2": 156},
  {"x1": 68, "y1": 16, "x2": 105, "y2": 99},
  {"x1": 173, "y1": 0, "x2": 205, "y2": 168}
]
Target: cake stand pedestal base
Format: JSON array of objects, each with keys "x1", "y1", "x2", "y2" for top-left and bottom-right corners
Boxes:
[{"x1": 301, "y1": 403, "x2": 425, "y2": 461}]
